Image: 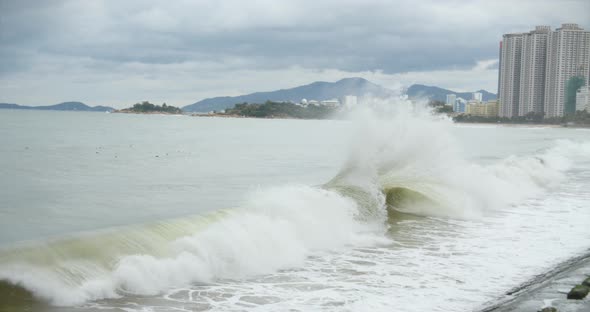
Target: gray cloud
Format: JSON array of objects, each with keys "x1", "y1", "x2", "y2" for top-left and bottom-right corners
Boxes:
[{"x1": 1, "y1": 0, "x2": 589, "y2": 106}]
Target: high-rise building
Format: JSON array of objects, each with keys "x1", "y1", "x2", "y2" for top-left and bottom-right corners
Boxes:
[
  {"x1": 499, "y1": 33, "x2": 525, "y2": 118},
  {"x1": 498, "y1": 41, "x2": 502, "y2": 97},
  {"x1": 454, "y1": 98, "x2": 467, "y2": 113},
  {"x1": 577, "y1": 86, "x2": 590, "y2": 111},
  {"x1": 446, "y1": 94, "x2": 456, "y2": 106},
  {"x1": 519, "y1": 26, "x2": 550, "y2": 116},
  {"x1": 499, "y1": 24, "x2": 590, "y2": 118},
  {"x1": 544, "y1": 24, "x2": 590, "y2": 118},
  {"x1": 472, "y1": 92, "x2": 483, "y2": 102}
]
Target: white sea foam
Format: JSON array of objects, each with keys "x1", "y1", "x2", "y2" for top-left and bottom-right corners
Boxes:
[
  {"x1": 0, "y1": 185, "x2": 386, "y2": 306},
  {"x1": 334, "y1": 98, "x2": 590, "y2": 218},
  {"x1": 1, "y1": 98, "x2": 590, "y2": 310}
]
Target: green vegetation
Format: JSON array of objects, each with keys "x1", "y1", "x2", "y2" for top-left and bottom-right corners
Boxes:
[
  {"x1": 223, "y1": 101, "x2": 338, "y2": 119},
  {"x1": 453, "y1": 110, "x2": 590, "y2": 126},
  {"x1": 119, "y1": 101, "x2": 182, "y2": 114},
  {"x1": 565, "y1": 76, "x2": 585, "y2": 114}
]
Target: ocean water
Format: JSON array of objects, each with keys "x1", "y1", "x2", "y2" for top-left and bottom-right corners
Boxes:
[{"x1": 0, "y1": 106, "x2": 589, "y2": 312}]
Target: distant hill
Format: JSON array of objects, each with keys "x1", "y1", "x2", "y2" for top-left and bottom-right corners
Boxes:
[
  {"x1": 183, "y1": 77, "x2": 396, "y2": 112},
  {"x1": 406, "y1": 84, "x2": 496, "y2": 102},
  {"x1": 0, "y1": 102, "x2": 114, "y2": 112}
]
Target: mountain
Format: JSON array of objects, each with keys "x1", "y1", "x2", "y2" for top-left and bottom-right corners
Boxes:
[
  {"x1": 183, "y1": 77, "x2": 396, "y2": 112},
  {"x1": 0, "y1": 102, "x2": 114, "y2": 112},
  {"x1": 406, "y1": 84, "x2": 496, "y2": 102}
]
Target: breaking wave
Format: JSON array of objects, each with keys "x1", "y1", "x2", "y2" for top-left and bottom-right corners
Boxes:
[
  {"x1": 1, "y1": 98, "x2": 589, "y2": 308},
  {"x1": 327, "y1": 99, "x2": 587, "y2": 219}
]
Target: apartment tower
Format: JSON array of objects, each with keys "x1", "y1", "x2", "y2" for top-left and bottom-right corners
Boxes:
[
  {"x1": 499, "y1": 24, "x2": 590, "y2": 118},
  {"x1": 544, "y1": 24, "x2": 590, "y2": 118},
  {"x1": 519, "y1": 26, "x2": 550, "y2": 115},
  {"x1": 499, "y1": 33, "x2": 525, "y2": 117},
  {"x1": 446, "y1": 94, "x2": 456, "y2": 106}
]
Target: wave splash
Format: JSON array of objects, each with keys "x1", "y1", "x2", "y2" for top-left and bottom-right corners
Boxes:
[
  {"x1": 328, "y1": 99, "x2": 589, "y2": 218},
  {"x1": 2, "y1": 98, "x2": 589, "y2": 307},
  {"x1": 0, "y1": 186, "x2": 384, "y2": 306}
]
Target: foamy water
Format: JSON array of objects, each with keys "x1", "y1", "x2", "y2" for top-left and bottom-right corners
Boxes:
[{"x1": 1, "y1": 105, "x2": 589, "y2": 312}]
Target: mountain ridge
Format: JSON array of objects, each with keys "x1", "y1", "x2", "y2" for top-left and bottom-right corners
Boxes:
[
  {"x1": 184, "y1": 79, "x2": 497, "y2": 112},
  {"x1": 0, "y1": 102, "x2": 114, "y2": 112},
  {"x1": 183, "y1": 77, "x2": 396, "y2": 112},
  {"x1": 1, "y1": 81, "x2": 497, "y2": 114}
]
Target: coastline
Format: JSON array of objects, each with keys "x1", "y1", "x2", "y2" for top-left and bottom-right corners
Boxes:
[
  {"x1": 481, "y1": 251, "x2": 590, "y2": 312},
  {"x1": 193, "y1": 113, "x2": 587, "y2": 128},
  {"x1": 191, "y1": 113, "x2": 330, "y2": 120},
  {"x1": 454, "y1": 122, "x2": 564, "y2": 128}
]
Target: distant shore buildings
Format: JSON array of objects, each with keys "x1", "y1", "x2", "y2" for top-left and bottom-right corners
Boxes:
[
  {"x1": 445, "y1": 92, "x2": 498, "y2": 117},
  {"x1": 466, "y1": 100, "x2": 499, "y2": 117},
  {"x1": 498, "y1": 23, "x2": 590, "y2": 118},
  {"x1": 297, "y1": 95, "x2": 359, "y2": 108}
]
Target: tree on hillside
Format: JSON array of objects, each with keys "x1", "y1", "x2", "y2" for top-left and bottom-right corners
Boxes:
[{"x1": 127, "y1": 101, "x2": 182, "y2": 113}]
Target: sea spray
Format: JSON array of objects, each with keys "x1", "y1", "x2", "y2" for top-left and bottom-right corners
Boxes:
[
  {"x1": 0, "y1": 186, "x2": 386, "y2": 306},
  {"x1": 328, "y1": 97, "x2": 586, "y2": 218},
  {"x1": 2, "y1": 98, "x2": 590, "y2": 308}
]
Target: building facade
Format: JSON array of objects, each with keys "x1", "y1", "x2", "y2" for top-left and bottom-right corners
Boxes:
[
  {"x1": 466, "y1": 102, "x2": 486, "y2": 116},
  {"x1": 466, "y1": 100, "x2": 499, "y2": 117},
  {"x1": 446, "y1": 94, "x2": 456, "y2": 106},
  {"x1": 577, "y1": 86, "x2": 590, "y2": 111},
  {"x1": 472, "y1": 92, "x2": 483, "y2": 102},
  {"x1": 499, "y1": 24, "x2": 590, "y2": 118},
  {"x1": 519, "y1": 26, "x2": 550, "y2": 116},
  {"x1": 485, "y1": 100, "x2": 499, "y2": 117},
  {"x1": 544, "y1": 24, "x2": 590, "y2": 118},
  {"x1": 499, "y1": 33, "x2": 525, "y2": 118},
  {"x1": 454, "y1": 98, "x2": 466, "y2": 113}
]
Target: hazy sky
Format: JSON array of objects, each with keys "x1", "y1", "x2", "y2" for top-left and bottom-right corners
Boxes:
[{"x1": 1, "y1": 0, "x2": 589, "y2": 108}]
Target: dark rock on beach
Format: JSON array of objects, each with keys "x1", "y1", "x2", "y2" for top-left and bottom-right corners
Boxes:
[
  {"x1": 567, "y1": 285, "x2": 589, "y2": 299},
  {"x1": 538, "y1": 307, "x2": 557, "y2": 312}
]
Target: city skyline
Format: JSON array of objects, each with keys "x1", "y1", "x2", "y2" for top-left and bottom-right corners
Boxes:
[{"x1": 1, "y1": 1, "x2": 589, "y2": 108}]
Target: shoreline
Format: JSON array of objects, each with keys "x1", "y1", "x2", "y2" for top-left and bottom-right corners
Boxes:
[
  {"x1": 193, "y1": 113, "x2": 590, "y2": 128},
  {"x1": 191, "y1": 113, "x2": 329, "y2": 120},
  {"x1": 480, "y1": 251, "x2": 590, "y2": 312},
  {"x1": 7, "y1": 109, "x2": 587, "y2": 128},
  {"x1": 454, "y1": 122, "x2": 564, "y2": 128}
]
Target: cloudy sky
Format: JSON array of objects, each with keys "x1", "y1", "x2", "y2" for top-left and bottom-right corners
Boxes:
[{"x1": 1, "y1": 0, "x2": 589, "y2": 108}]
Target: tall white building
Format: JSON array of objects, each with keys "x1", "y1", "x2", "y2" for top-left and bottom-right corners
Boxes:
[
  {"x1": 472, "y1": 92, "x2": 483, "y2": 102},
  {"x1": 499, "y1": 33, "x2": 525, "y2": 118},
  {"x1": 544, "y1": 24, "x2": 590, "y2": 118},
  {"x1": 577, "y1": 86, "x2": 590, "y2": 111},
  {"x1": 499, "y1": 24, "x2": 590, "y2": 118},
  {"x1": 519, "y1": 26, "x2": 550, "y2": 116},
  {"x1": 446, "y1": 94, "x2": 456, "y2": 106},
  {"x1": 454, "y1": 97, "x2": 467, "y2": 113}
]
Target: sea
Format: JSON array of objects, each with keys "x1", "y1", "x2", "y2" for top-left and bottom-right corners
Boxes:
[{"x1": 1, "y1": 104, "x2": 589, "y2": 312}]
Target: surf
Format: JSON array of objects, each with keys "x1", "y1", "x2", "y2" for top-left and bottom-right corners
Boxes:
[
  {"x1": 0, "y1": 185, "x2": 384, "y2": 307},
  {"x1": 1, "y1": 98, "x2": 589, "y2": 309}
]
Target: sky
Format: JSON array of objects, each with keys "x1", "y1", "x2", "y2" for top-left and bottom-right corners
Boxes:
[{"x1": 1, "y1": 0, "x2": 589, "y2": 108}]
